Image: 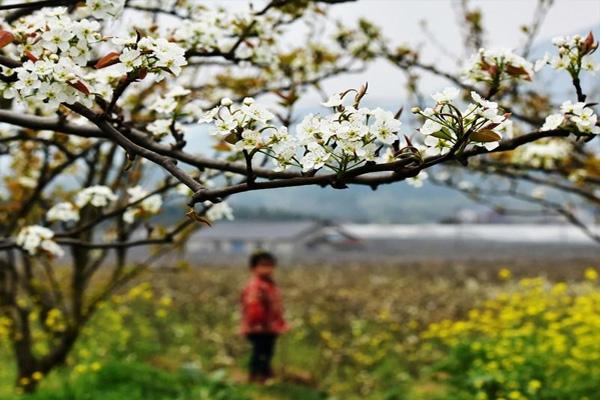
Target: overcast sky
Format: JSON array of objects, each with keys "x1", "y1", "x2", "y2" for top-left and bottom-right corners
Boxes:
[{"x1": 313, "y1": 0, "x2": 600, "y2": 104}]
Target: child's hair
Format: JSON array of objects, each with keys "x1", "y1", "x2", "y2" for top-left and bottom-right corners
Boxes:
[{"x1": 249, "y1": 250, "x2": 277, "y2": 269}]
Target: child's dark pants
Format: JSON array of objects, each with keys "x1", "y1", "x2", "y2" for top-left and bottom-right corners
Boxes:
[{"x1": 247, "y1": 333, "x2": 277, "y2": 379}]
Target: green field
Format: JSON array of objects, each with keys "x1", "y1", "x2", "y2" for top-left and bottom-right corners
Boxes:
[{"x1": 1, "y1": 262, "x2": 600, "y2": 400}]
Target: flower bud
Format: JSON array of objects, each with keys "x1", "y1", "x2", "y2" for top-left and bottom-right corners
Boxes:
[
  {"x1": 411, "y1": 107, "x2": 421, "y2": 114},
  {"x1": 242, "y1": 97, "x2": 254, "y2": 105},
  {"x1": 220, "y1": 98, "x2": 233, "y2": 107}
]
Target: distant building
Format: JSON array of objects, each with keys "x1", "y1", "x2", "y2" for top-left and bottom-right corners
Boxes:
[
  {"x1": 440, "y1": 207, "x2": 568, "y2": 224},
  {"x1": 189, "y1": 220, "x2": 361, "y2": 255}
]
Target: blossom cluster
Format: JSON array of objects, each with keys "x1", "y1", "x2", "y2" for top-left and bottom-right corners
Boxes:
[
  {"x1": 513, "y1": 139, "x2": 572, "y2": 169},
  {"x1": 334, "y1": 19, "x2": 383, "y2": 61},
  {"x1": 111, "y1": 36, "x2": 188, "y2": 77},
  {"x1": 540, "y1": 101, "x2": 600, "y2": 135},
  {"x1": 75, "y1": 185, "x2": 118, "y2": 208},
  {"x1": 205, "y1": 202, "x2": 235, "y2": 222},
  {"x1": 48, "y1": 184, "x2": 163, "y2": 225},
  {"x1": 265, "y1": 42, "x2": 344, "y2": 89},
  {"x1": 14, "y1": 184, "x2": 166, "y2": 256},
  {"x1": 47, "y1": 202, "x2": 80, "y2": 223},
  {"x1": 1, "y1": 9, "x2": 101, "y2": 111},
  {"x1": 463, "y1": 48, "x2": 534, "y2": 87},
  {"x1": 415, "y1": 88, "x2": 513, "y2": 154},
  {"x1": 200, "y1": 92, "x2": 403, "y2": 172},
  {"x1": 170, "y1": 6, "x2": 279, "y2": 65},
  {"x1": 82, "y1": 0, "x2": 125, "y2": 20},
  {"x1": 123, "y1": 186, "x2": 163, "y2": 224},
  {"x1": 535, "y1": 32, "x2": 599, "y2": 75},
  {"x1": 0, "y1": 6, "x2": 188, "y2": 113},
  {"x1": 16, "y1": 225, "x2": 64, "y2": 258},
  {"x1": 146, "y1": 86, "x2": 193, "y2": 140}
]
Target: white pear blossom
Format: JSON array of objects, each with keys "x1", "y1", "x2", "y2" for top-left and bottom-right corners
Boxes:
[
  {"x1": 147, "y1": 119, "x2": 173, "y2": 139},
  {"x1": 571, "y1": 107, "x2": 599, "y2": 134},
  {"x1": 420, "y1": 119, "x2": 443, "y2": 136},
  {"x1": 41, "y1": 28, "x2": 74, "y2": 53},
  {"x1": 432, "y1": 87, "x2": 460, "y2": 103},
  {"x1": 13, "y1": 70, "x2": 41, "y2": 96},
  {"x1": 370, "y1": 108, "x2": 401, "y2": 144},
  {"x1": 236, "y1": 129, "x2": 264, "y2": 151},
  {"x1": 147, "y1": 38, "x2": 188, "y2": 76},
  {"x1": 84, "y1": 0, "x2": 125, "y2": 19},
  {"x1": 541, "y1": 101, "x2": 600, "y2": 135},
  {"x1": 415, "y1": 90, "x2": 510, "y2": 153},
  {"x1": 213, "y1": 113, "x2": 239, "y2": 136},
  {"x1": 199, "y1": 90, "x2": 409, "y2": 173},
  {"x1": 470, "y1": 91, "x2": 498, "y2": 109},
  {"x1": 301, "y1": 142, "x2": 331, "y2": 171},
  {"x1": 47, "y1": 202, "x2": 79, "y2": 223},
  {"x1": 16, "y1": 225, "x2": 64, "y2": 258},
  {"x1": 561, "y1": 101, "x2": 586, "y2": 115},
  {"x1": 464, "y1": 48, "x2": 533, "y2": 85},
  {"x1": 407, "y1": 171, "x2": 428, "y2": 188},
  {"x1": 582, "y1": 57, "x2": 600, "y2": 73},
  {"x1": 176, "y1": 184, "x2": 193, "y2": 196},
  {"x1": 75, "y1": 185, "x2": 117, "y2": 208},
  {"x1": 296, "y1": 114, "x2": 327, "y2": 144},
  {"x1": 119, "y1": 48, "x2": 142, "y2": 71},
  {"x1": 541, "y1": 114, "x2": 564, "y2": 131},
  {"x1": 515, "y1": 139, "x2": 572, "y2": 168},
  {"x1": 123, "y1": 186, "x2": 163, "y2": 223},
  {"x1": 240, "y1": 102, "x2": 275, "y2": 124},
  {"x1": 198, "y1": 107, "x2": 220, "y2": 124},
  {"x1": 205, "y1": 201, "x2": 234, "y2": 221},
  {"x1": 537, "y1": 33, "x2": 598, "y2": 75}
]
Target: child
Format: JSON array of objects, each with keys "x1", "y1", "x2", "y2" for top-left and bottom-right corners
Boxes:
[{"x1": 240, "y1": 251, "x2": 288, "y2": 383}]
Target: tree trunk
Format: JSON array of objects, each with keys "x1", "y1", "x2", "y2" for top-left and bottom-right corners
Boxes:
[
  {"x1": 15, "y1": 368, "x2": 39, "y2": 394},
  {"x1": 13, "y1": 309, "x2": 40, "y2": 394}
]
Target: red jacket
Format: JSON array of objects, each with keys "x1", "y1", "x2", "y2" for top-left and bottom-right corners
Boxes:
[{"x1": 240, "y1": 275, "x2": 288, "y2": 335}]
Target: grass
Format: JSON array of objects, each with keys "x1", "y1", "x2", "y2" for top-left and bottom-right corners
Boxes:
[{"x1": 2, "y1": 360, "x2": 328, "y2": 400}]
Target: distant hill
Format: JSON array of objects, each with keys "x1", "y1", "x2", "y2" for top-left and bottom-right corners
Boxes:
[{"x1": 229, "y1": 179, "x2": 474, "y2": 223}]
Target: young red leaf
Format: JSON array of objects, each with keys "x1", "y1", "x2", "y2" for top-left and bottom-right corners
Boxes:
[
  {"x1": 213, "y1": 141, "x2": 232, "y2": 152},
  {"x1": 136, "y1": 67, "x2": 147, "y2": 80},
  {"x1": 0, "y1": 30, "x2": 14, "y2": 49},
  {"x1": 471, "y1": 129, "x2": 502, "y2": 142},
  {"x1": 68, "y1": 80, "x2": 91, "y2": 95},
  {"x1": 95, "y1": 52, "x2": 121, "y2": 69},
  {"x1": 505, "y1": 65, "x2": 531, "y2": 81},
  {"x1": 24, "y1": 51, "x2": 38, "y2": 62},
  {"x1": 582, "y1": 31, "x2": 598, "y2": 55}
]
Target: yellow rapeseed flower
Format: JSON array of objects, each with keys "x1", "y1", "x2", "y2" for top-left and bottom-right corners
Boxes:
[
  {"x1": 498, "y1": 268, "x2": 512, "y2": 280},
  {"x1": 31, "y1": 371, "x2": 43, "y2": 381},
  {"x1": 584, "y1": 267, "x2": 598, "y2": 281},
  {"x1": 90, "y1": 362, "x2": 102, "y2": 372},
  {"x1": 528, "y1": 379, "x2": 542, "y2": 392}
]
